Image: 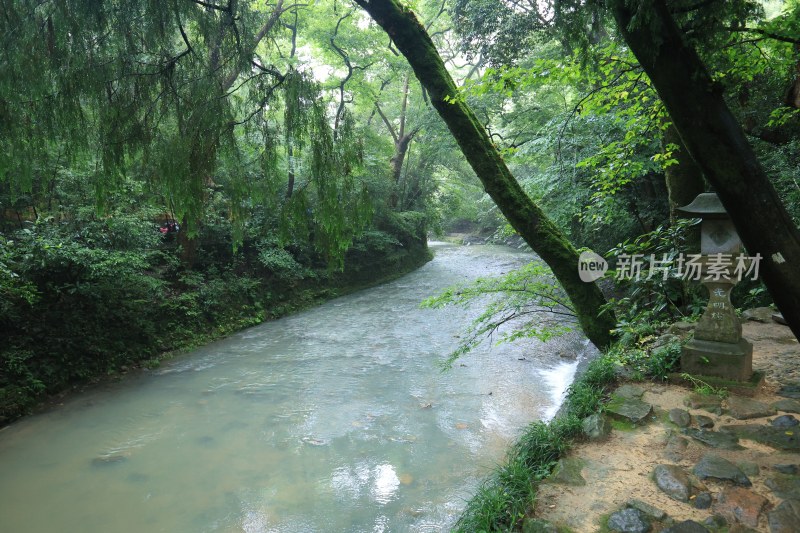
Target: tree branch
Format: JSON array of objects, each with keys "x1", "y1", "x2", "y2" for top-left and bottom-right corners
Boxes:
[
  {"x1": 222, "y1": 0, "x2": 286, "y2": 90},
  {"x1": 728, "y1": 26, "x2": 800, "y2": 45},
  {"x1": 374, "y1": 101, "x2": 398, "y2": 142},
  {"x1": 668, "y1": 0, "x2": 722, "y2": 14},
  {"x1": 186, "y1": 0, "x2": 230, "y2": 12}
]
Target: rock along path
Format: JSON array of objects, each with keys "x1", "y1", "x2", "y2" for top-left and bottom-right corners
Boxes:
[{"x1": 533, "y1": 320, "x2": 800, "y2": 532}]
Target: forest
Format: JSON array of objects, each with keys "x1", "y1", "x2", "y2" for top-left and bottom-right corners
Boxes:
[{"x1": 1, "y1": 0, "x2": 800, "y2": 528}]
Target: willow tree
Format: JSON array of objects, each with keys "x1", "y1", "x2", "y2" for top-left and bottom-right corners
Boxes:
[
  {"x1": 353, "y1": 0, "x2": 615, "y2": 349},
  {"x1": 0, "y1": 0, "x2": 371, "y2": 265}
]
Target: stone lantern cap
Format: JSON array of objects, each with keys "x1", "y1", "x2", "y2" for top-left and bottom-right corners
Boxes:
[{"x1": 677, "y1": 192, "x2": 729, "y2": 219}]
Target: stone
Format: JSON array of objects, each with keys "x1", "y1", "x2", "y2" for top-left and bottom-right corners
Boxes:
[
  {"x1": 626, "y1": 499, "x2": 667, "y2": 521},
  {"x1": 772, "y1": 398, "x2": 800, "y2": 414},
  {"x1": 683, "y1": 428, "x2": 743, "y2": 450},
  {"x1": 693, "y1": 454, "x2": 751, "y2": 486},
  {"x1": 765, "y1": 475, "x2": 800, "y2": 499},
  {"x1": 663, "y1": 432, "x2": 689, "y2": 462},
  {"x1": 695, "y1": 415, "x2": 715, "y2": 428},
  {"x1": 582, "y1": 413, "x2": 612, "y2": 441},
  {"x1": 667, "y1": 321, "x2": 696, "y2": 336},
  {"x1": 703, "y1": 515, "x2": 727, "y2": 528},
  {"x1": 774, "y1": 464, "x2": 800, "y2": 475},
  {"x1": 773, "y1": 312, "x2": 788, "y2": 326},
  {"x1": 549, "y1": 458, "x2": 586, "y2": 486},
  {"x1": 777, "y1": 383, "x2": 800, "y2": 400},
  {"x1": 669, "y1": 409, "x2": 692, "y2": 428},
  {"x1": 607, "y1": 508, "x2": 651, "y2": 533},
  {"x1": 661, "y1": 520, "x2": 709, "y2": 532},
  {"x1": 607, "y1": 397, "x2": 653, "y2": 424},
  {"x1": 712, "y1": 486, "x2": 769, "y2": 528},
  {"x1": 720, "y1": 424, "x2": 800, "y2": 451},
  {"x1": 654, "y1": 464, "x2": 693, "y2": 502},
  {"x1": 772, "y1": 414, "x2": 800, "y2": 428},
  {"x1": 694, "y1": 492, "x2": 713, "y2": 509},
  {"x1": 681, "y1": 338, "x2": 753, "y2": 381},
  {"x1": 726, "y1": 396, "x2": 776, "y2": 419},
  {"x1": 615, "y1": 384, "x2": 646, "y2": 400},
  {"x1": 767, "y1": 499, "x2": 800, "y2": 533},
  {"x1": 522, "y1": 518, "x2": 559, "y2": 533},
  {"x1": 684, "y1": 394, "x2": 722, "y2": 414},
  {"x1": 737, "y1": 461, "x2": 759, "y2": 477},
  {"x1": 741, "y1": 307, "x2": 775, "y2": 323},
  {"x1": 653, "y1": 333, "x2": 680, "y2": 349}
]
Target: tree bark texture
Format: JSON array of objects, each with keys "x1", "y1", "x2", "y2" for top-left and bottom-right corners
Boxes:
[
  {"x1": 611, "y1": 0, "x2": 800, "y2": 341},
  {"x1": 354, "y1": 0, "x2": 616, "y2": 348},
  {"x1": 663, "y1": 124, "x2": 706, "y2": 224}
]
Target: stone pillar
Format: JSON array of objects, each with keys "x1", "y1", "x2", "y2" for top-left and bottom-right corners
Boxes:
[{"x1": 682, "y1": 281, "x2": 753, "y2": 381}]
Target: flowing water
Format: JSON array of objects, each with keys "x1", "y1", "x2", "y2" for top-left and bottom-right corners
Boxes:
[{"x1": 0, "y1": 243, "x2": 594, "y2": 532}]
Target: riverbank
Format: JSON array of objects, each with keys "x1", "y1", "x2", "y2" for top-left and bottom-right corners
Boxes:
[
  {"x1": 26, "y1": 240, "x2": 433, "y2": 425},
  {"x1": 1, "y1": 212, "x2": 432, "y2": 425},
  {"x1": 455, "y1": 316, "x2": 800, "y2": 532},
  {"x1": 533, "y1": 319, "x2": 800, "y2": 532}
]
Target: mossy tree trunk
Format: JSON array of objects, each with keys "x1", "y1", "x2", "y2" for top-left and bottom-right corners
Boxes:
[
  {"x1": 610, "y1": 0, "x2": 800, "y2": 342},
  {"x1": 354, "y1": 0, "x2": 615, "y2": 349}
]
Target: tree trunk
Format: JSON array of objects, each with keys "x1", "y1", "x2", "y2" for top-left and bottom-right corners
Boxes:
[
  {"x1": 375, "y1": 74, "x2": 418, "y2": 209},
  {"x1": 663, "y1": 124, "x2": 706, "y2": 224},
  {"x1": 354, "y1": 0, "x2": 615, "y2": 349},
  {"x1": 286, "y1": 144, "x2": 296, "y2": 199},
  {"x1": 388, "y1": 133, "x2": 413, "y2": 207},
  {"x1": 610, "y1": 0, "x2": 800, "y2": 341}
]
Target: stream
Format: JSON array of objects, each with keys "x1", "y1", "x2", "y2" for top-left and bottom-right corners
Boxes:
[{"x1": 0, "y1": 243, "x2": 594, "y2": 532}]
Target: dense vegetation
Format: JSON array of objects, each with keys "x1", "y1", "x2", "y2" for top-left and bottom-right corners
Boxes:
[
  {"x1": 2, "y1": 0, "x2": 800, "y2": 527},
  {"x1": 0, "y1": 0, "x2": 445, "y2": 421}
]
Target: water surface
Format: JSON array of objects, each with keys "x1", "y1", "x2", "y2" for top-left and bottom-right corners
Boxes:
[{"x1": 0, "y1": 243, "x2": 592, "y2": 532}]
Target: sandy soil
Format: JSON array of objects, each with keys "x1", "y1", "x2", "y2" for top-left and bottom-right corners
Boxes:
[{"x1": 534, "y1": 320, "x2": 800, "y2": 532}]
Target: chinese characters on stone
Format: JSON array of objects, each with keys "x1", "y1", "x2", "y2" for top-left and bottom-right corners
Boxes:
[{"x1": 614, "y1": 253, "x2": 762, "y2": 281}]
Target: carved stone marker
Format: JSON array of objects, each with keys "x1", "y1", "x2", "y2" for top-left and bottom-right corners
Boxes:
[{"x1": 678, "y1": 193, "x2": 753, "y2": 381}]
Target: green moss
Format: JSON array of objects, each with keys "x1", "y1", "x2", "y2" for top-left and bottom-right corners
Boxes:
[{"x1": 609, "y1": 419, "x2": 638, "y2": 432}]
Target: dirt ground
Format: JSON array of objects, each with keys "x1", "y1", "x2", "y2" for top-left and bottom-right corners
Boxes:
[{"x1": 534, "y1": 320, "x2": 800, "y2": 532}]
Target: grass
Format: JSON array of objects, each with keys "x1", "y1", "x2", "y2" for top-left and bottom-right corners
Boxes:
[
  {"x1": 452, "y1": 356, "x2": 617, "y2": 532},
  {"x1": 679, "y1": 372, "x2": 730, "y2": 399}
]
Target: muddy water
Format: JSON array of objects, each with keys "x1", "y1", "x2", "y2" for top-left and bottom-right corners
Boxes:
[{"x1": 0, "y1": 243, "x2": 593, "y2": 532}]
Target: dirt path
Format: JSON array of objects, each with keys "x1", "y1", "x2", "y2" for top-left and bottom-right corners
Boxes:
[{"x1": 534, "y1": 320, "x2": 800, "y2": 532}]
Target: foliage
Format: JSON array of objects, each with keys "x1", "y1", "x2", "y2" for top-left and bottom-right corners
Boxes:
[
  {"x1": 255, "y1": 239, "x2": 312, "y2": 282},
  {"x1": 452, "y1": 39, "x2": 673, "y2": 253},
  {"x1": 421, "y1": 262, "x2": 575, "y2": 367},
  {"x1": 606, "y1": 340, "x2": 683, "y2": 382},
  {"x1": 0, "y1": 1, "x2": 378, "y2": 265},
  {"x1": 603, "y1": 218, "x2": 706, "y2": 341}
]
